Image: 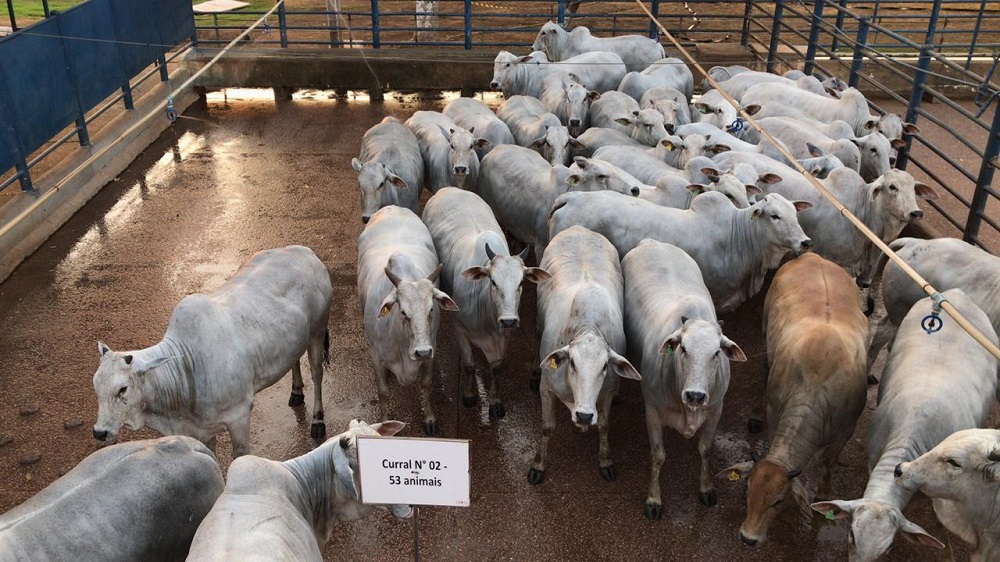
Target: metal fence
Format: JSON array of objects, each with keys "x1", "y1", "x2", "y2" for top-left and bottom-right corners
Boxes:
[{"x1": 0, "y1": 0, "x2": 194, "y2": 193}]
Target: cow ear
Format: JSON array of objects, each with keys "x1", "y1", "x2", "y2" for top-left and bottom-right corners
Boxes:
[
  {"x1": 659, "y1": 329, "x2": 683, "y2": 355},
  {"x1": 372, "y1": 420, "x2": 406, "y2": 437},
  {"x1": 721, "y1": 336, "x2": 747, "y2": 362},
  {"x1": 524, "y1": 267, "x2": 552, "y2": 283},
  {"x1": 758, "y1": 173, "x2": 782, "y2": 185},
  {"x1": 751, "y1": 206, "x2": 763, "y2": 218},
  {"x1": 131, "y1": 355, "x2": 175, "y2": 375},
  {"x1": 914, "y1": 182, "x2": 939, "y2": 200},
  {"x1": 377, "y1": 292, "x2": 397, "y2": 318},
  {"x1": 530, "y1": 136, "x2": 546, "y2": 148},
  {"x1": 614, "y1": 117, "x2": 634, "y2": 127},
  {"x1": 569, "y1": 138, "x2": 586, "y2": 150},
  {"x1": 565, "y1": 174, "x2": 583, "y2": 186},
  {"x1": 806, "y1": 143, "x2": 823, "y2": 157},
  {"x1": 700, "y1": 167, "x2": 720, "y2": 181},
  {"x1": 461, "y1": 266, "x2": 490, "y2": 281},
  {"x1": 864, "y1": 118, "x2": 879, "y2": 132},
  {"x1": 540, "y1": 348, "x2": 569, "y2": 372},
  {"x1": 685, "y1": 184, "x2": 705, "y2": 195},
  {"x1": 352, "y1": 157, "x2": 364, "y2": 173},
  {"x1": 745, "y1": 184, "x2": 762, "y2": 196},
  {"x1": 903, "y1": 122, "x2": 921, "y2": 134},
  {"x1": 716, "y1": 460, "x2": 754, "y2": 480},
  {"x1": 694, "y1": 103, "x2": 711, "y2": 115},
  {"x1": 332, "y1": 444, "x2": 360, "y2": 501},
  {"x1": 387, "y1": 173, "x2": 407, "y2": 189},
  {"x1": 516, "y1": 55, "x2": 535, "y2": 63},
  {"x1": 660, "y1": 139, "x2": 677, "y2": 151},
  {"x1": 891, "y1": 138, "x2": 907, "y2": 150},
  {"x1": 573, "y1": 156, "x2": 589, "y2": 169},
  {"x1": 588, "y1": 91, "x2": 601, "y2": 101},
  {"x1": 810, "y1": 500, "x2": 857, "y2": 520},
  {"x1": 792, "y1": 200, "x2": 812, "y2": 212},
  {"x1": 475, "y1": 138, "x2": 490, "y2": 149},
  {"x1": 710, "y1": 143, "x2": 731, "y2": 155},
  {"x1": 98, "y1": 341, "x2": 111, "y2": 357},
  {"x1": 742, "y1": 104, "x2": 761, "y2": 116},
  {"x1": 433, "y1": 289, "x2": 459, "y2": 312},
  {"x1": 608, "y1": 349, "x2": 641, "y2": 380},
  {"x1": 791, "y1": 475, "x2": 811, "y2": 516},
  {"x1": 899, "y1": 518, "x2": 946, "y2": 549}
]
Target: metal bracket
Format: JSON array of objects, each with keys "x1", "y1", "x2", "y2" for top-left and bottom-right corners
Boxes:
[{"x1": 974, "y1": 50, "x2": 1000, "y2": 118}]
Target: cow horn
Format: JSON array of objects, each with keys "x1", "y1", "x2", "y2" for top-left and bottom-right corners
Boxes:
[
  {"x1": 518, "y1": 245, "x2": 531, "y2": 262},
  {"x1": 485, "y1": 242, "x2": 497, "y2": 260},
  {"x1": 385, "y1": 266, "x2": 403, "y2": 287},
  {"x1": 427, "y1": 264, "x2": 444, "y2": 283},
  {"x1": 989, "y1": 448, "x2": 1000, "y2": 462},
  {"x1": 339, "y1": 436, "x2": 350, "y2": 450}
]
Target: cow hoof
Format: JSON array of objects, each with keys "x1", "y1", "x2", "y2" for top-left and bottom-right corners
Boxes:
[
  {"x1": 288, "y1": 393, "x2": 305, "y2": 407},
  {"x1": 600, "y1": 465, "x2": 617, "y2": 482},
  {"x1": 700, "y1": 490, "x2": 718, "y2": 507},
  {"x1": 489, "y1": 403, "x2": 506, "y2": 420},
  {"x1": 644, "y1": 502, "x2": 663, "y2": 520},
  {"x1": 462, "y1": 395, "x2": 477, "y2": 408},
  {"x1": 310, "y1": 422, "x2": 326, "y2": 439},
  {"x1": 424, "y1": 420, "x2": 440, "y2": 436},
  {"x1": 748, "y1": 417, "x2": 764, "y2": 434},
  {"x1": 867, "y1": 374, "x2": 879, "y2": 385},
  {"x1": 527, "y1": 467, "x2": 545, "y2": 485}
]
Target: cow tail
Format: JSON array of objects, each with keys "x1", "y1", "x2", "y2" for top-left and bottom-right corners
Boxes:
[{"x1": 323, "y1": 328, "x2": 331, "y2": 365}]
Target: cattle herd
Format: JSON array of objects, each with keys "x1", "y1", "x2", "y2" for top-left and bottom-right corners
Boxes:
[{"x1": 3, "y1": 21, "x2": 1000, "y2": 562}]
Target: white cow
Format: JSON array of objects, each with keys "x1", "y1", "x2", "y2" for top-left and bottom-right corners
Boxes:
[
  {"x1": 540, "y1": 72, "x2": 600, "y2": 137},
  {"x1": 618, "y1": 58, "x2": 695, "y2": 103},
  {"x1": 93, "y1": 245, "x2": 333, "y2": 455},
  {"x1": 186, "y1": 420, "x2": 413, "y2": 562},
  {"x1": 0, "y1": 436, "x2": 223, "y2": 562},
  {"x1": 422, "y1": 188, "x2": 551, "y2": 418},
  {"x1": 896, "y1": 428, "x2": 1000, "y2": 562},
  {"x1": 865, "y1": 237, "x2": 1000, "y2": 370},
  {"x1": 476, "y1": 144, "x2": 638, "y2": 260},
  {"x1": 528, "y1": 226, "x2": 641, "y2": 485},
  {"x1": 589, "y1": 91, "x2": 667, "y2": 146},
  {"x1": 741, "y1": 84, "x2": 880, "y2": 136},
  {"x1": 443, "y1": 97, "x2": 515, "y2": 159},
  {"x1": 352, "y1": 116, "x2": 424, "y2": 224},
  {"x1": 532, "y1": 21, "x2": 664, "y2": 72},
  {"x1": 548, "y1": 190, "x2": 812, "y2": 313},
  {"x1": 490, "y1": 50, "x2": 626, "y2": 99},
  {"x1": 814, "y1": 288, "x2": 997, "y2": 561},
  {"x1": 623, "y1": 240, "x2": 746, "y2": 519},
  {"x1": 640, "y1": 86, "x2": 692, "y2": 133},
  {"x1": 692, "y1": 89, "x2": 760, "y2": 134},
  {"x1": 496, "y1": 95, "x2": 583, "y2": 166},
  {"x1": 405, "y1": 111, "x2": 488, "y2": 192},
  {"x1": 357, "y1": 206, "x2": 459, "y2": 436}
]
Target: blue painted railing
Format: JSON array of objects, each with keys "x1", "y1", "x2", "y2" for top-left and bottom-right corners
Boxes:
[{"x1": 0, "y1": 0, "x2": 194, "y2": 192}]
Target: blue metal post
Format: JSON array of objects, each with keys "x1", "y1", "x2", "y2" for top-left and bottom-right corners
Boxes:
[
  {"x1": 848, "y1": 17, "x2": 869, "y2": 88},
  {"x1": 923, "y1": 0, "x2": 942, "y2": 48},
  {"x1": 896, "y1": 45, "x2": 932, "y2": 171},
  {"x1": 41, "y1": 0, "x2": 50, "y2": 18},
  {"x1": 804, "y1": 0, "x2": 826, "y2": 75},
  {"x1": 121, "y1": 83, "x2": 134, "y2": 110},
  {"x1": 831, "y1": 0, "x2": 847, "y2": 52},
  {"x1": 370, "y1": 0, "x2": 379, "y2": 48},
  {"x1": 157, "y1": 53, "x2": 168, "y2": 81},
  {"x1": 5, "y1": 0, "x2": 17, "y2": 31},
  {"x1": 964, "y1": 104, "x2": 1000, "y2": 244},
  {"x1": 741, "y1": 0, "x2": 753, "y2": 47},
  {"x1": 278, "y1": 0, "x2": 288, "y2": 48},
  {"x1": 54, "y1": 11, "x2": 91, "y2": 147},
  {"x1": 464, "y1": 0, "x2": 472, "y2": 49},
  {"x1": 767, "y1": 0, "x2": 785, "y2": 75},
  {"x1": 967, "y1": 0, "x2": 987, "y2": 70},
  {"x1": 557, "y1": 0, "x2": 565, "y2": 25},
  {"x1": 648, "y1": 0, "x2": 660, "y2": 40},
  {"x1": 14, "y1": 158, "x2": 32, "y2": 191}
]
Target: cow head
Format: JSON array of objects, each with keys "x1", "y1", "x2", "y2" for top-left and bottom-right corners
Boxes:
[
  {"x1": 490, "y1": 50, "x2": 517, "y2": 92},
  {"x1": 328, "y1": 419, "x2": 413, "y2": 525},
  {"x1": 530, "y1": 124, "x2": 584, "y2": 166},
  {"x1": 462, "y1": 243, "x2": 550, "y2": 329},
  {"x1": 567, "y1": 157, "x2": 641, "y2": 196},
  {"x1": 532, "y1": 21, "x2": 565, "y2": 60},
  {"x1": 644, "y1": 98, "x2": 683, "y2": 135},
  {"x1": 625, "y1": 108, "x2": 668, "y2": 147},
  {"x1": 540, "y1": 329, "x2": 640, "y2": 428},
  {"x1": 896, "y1": 428, "x2": 1000, "y2": 499},
  {"x1": 810, "y1": 499, "x2": 944, "y2": 561},
  {"x1": 851, "y1": 132, "x2": 893, "y2": 181},
  {"x1": 353, "y1": 158, "x2": 407, "y2": 224},
  {"x1": 749, "y1": 194, "x2": 813, "y2": 268},
  {"x1": 92, "y1": 341, "x2": 175, "y2": 442},
  {"x1": 378, "y1": 261, "x2": 458, "y2": 361},
  {"x1": 441, "y1": 126, "x2": 487, "y2": 190},
  {"x1": 725, "y1": 457, "x2": 808, "y2": 547},
  {"x1": 869, "y1": 169, "x2": 938, "y2": 233},
  {"x1": 562, "y1": 80, "x2": 599, "y2": 138},
  {"x1": 691, "y1": 169, "x2": 754, "y2": 209}
]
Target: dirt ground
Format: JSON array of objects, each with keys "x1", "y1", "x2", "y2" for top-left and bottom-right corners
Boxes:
[{"x1": 0, "y1": 87, "x2": 976, "y2": 561}]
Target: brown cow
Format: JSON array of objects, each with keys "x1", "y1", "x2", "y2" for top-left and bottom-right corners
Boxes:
[{"x1": 723, "y1": 252, "x2": 869, "y2": 547}]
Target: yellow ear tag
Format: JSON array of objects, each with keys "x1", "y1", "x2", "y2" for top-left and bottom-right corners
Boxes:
[
  {"x1": 548, "y1": 358, "x2": 558, "y2": 370},
  {"x1": 379, "y1": 304, "x2": 392, "y2": 317},
  {"x1": 728, "y1": 471, "x2": 741, "y2": 481}
]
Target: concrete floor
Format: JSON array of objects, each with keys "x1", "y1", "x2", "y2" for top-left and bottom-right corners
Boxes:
[{"x1": 0, "y1": 88, "x2": 971, "y2": 561}]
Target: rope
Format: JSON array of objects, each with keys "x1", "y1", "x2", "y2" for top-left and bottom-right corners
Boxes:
[{"x1": 631, "y1": 0, "x2": 1000, "y2": 361}]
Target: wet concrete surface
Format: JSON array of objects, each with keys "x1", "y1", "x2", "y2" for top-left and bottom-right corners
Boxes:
[{"x1": 0, "y1": 89, "x2": 974, "y2": 561}]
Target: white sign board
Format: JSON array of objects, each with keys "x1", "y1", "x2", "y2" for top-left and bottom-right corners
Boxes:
[{"x1": 357, "y1": 436, "x2": 470, "y2": 507}]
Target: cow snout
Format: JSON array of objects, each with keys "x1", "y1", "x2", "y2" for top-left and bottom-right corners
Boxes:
[
  {"x1": 454, "y1": 166, "x2": 468, "y2": 175},
  {"x1": 683, "y1": 391, "x2": 708, "y2": 405},
  {"x1": 889, "y1": 156, "x2": 897, "y2": 166},
  {"x1": 800, "y1": 239, "x2": 813, "y2": 251},
  {"x1": 490, "y1": 81, "x2": 501, "y2": 90},
  {"x1": 574, "y1": 411, "x2": 595, "y2": 425},
  {"x1": 569, "y1": 119, "x2": 581, "y2": 127},
  {"x1": 894, "y1": 463, "x2": 904, "y2": 478},
  {"x1": 92, "y1": 428, "x2": 109, "y2": 441},
  {"x1": 414, "y1": 347, "x2": 434, "y2": 360},
  {"x1": 499, "y1": 318, "x2": 519, "y2": 329},
  {"x1": 630, "y1": 186, "x2": 640, "y2": 197},
  {"x1": 740, "y1": 533, "x2": 759, "y2": 547},
  {"x1": 909, "y1": 210, "x2": 924, "y2": 220},
  {"x1": 665, "y1": 124, "x2": 675, "y2": 135},
  {"x1": 361, "y1": 215, "x2": 371, "y2": 224}
]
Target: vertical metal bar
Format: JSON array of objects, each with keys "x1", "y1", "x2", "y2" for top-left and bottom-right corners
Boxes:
[
  {"x1": 370, "y1": 0, "x2": 379, "y2": 48},
  {"x1": 557, "y1": 0, "x2": 565, "y2": 26},
  {"x1": 767, "y1": 0, "x2": 785, "y2": 75},
  {"x1": 121, "y1": 83, "x2": 134, "y2": 110},
  {"x1": 54, "y1": 10, "x2": 91, "y2": 147},
  {"x1": 15, "y1": 158, "x2": 32, "y2": 191},
  {"x1": 848, "y1": 17, "x2": 869, "y2": 88},
  {"x1": 923, "y1": 0, "x2": 942, "y2": 48},
  {"x1": 804, "y1": 0, "x2": 826, "y2": 75},
  {"x1": 896, "y1": 45, "x2": 932, "y2": 171},
  {"x1": 831, "y1": 0, "x2": 847, "y2": 52},
  {"x1": 157, "y1": 53, "x2": 168, "y2": 81},
  {"x1": 6, "y1": 0, "x2": 17, "y2": 31},
  {"x1": 741, "y1": 0, "x2": 753, "y2": 47},
  {"x1": 41, "y1": 0, "x2": 50, "y2": 18},
  {"x1": 967, "y1": 0, "x2": 987, "y2": 70},
  {"x1": 648, "y1": 0, "x2": 660, "y2": 40},
  {"x1": 464, "y1": 0, "x2": 472, "y2": 49},
  {"x1": 963, "y1": 103, "x2": 1000, "y2": 244},
  {"x1": 278, "y1": 0, "x2": 288, "y2": 48}
]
